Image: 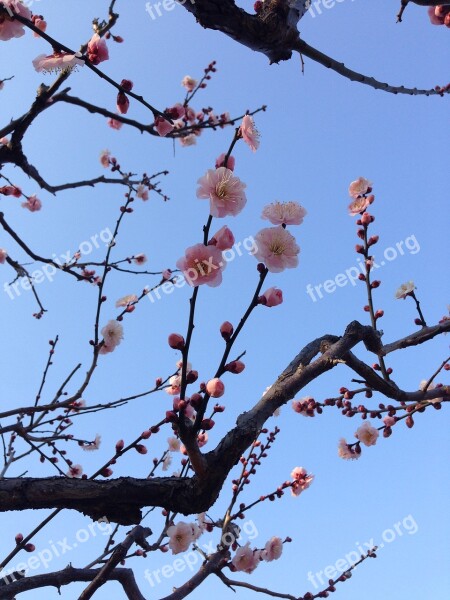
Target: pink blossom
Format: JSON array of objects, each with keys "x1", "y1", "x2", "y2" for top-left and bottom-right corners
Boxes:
[
  {"x1": 32, "y1": 15, "x2": 47, "y2": 36},
  {"x1": 99, "y1": 150, "x2": 111, "y2": 168},
  {"x1": 21, "y1": 195, "x2": 42, "y2": 212},
  {"x1": 87, "y1": 33, "x2": 109, "y2": 64},
  {"x1": 166, "y1": 103, "x2": 185, "y2": 119},
  {"x1": 136, "y1": 184, "x2": 149, "y2": 200},
  {"x1": 337, "y1": 438, "x2": 360, "y2": 460},
  {"x1": 67, "y1": 464, "x2": 83, "y2": 478},
  {"x1": 176, "y1": 243, "x2": 225, "y2": 287},
  {"x1": 165, "y1": 375, "x2": 181, "y2": 396},
  {"x1": 262, "y1": 537, "x2": 283, "y2": 562},
  {"x1": 185, "y1": 106, "x2": 196, "y2": 122},
  {"x1": 292, "y1": 396, "x2": 315, "y2": 416},
  {"x1": 197, "y1": 432, "x2": 208, "y2": 447},
  {"x1": 383, "y1": 416, "x2": 396, "y2": 427},
  {"x1": 179, "y1": 134, "x2": 196, "y2": 147},
  {"x1": 290, "y1": 466, "x2": 314, "y2": 497},
  {"x1": 253, "y1": 226, "x2": 300, "y2": 273},
  {"x1": 0, "y1": 1, "x2": 31, "y2": 41},
  {"x1": 239, "y1": 115, "x2": 260, "y2": 151},
  {"x1": 0, "y1": 249, "x2": 7, "y2": 264},
  {"x1": 162, "y1": 453, "x2": 172, "y2": 471},
  {"x1": 231, "y1": 543, "x2": 260, "y2": 573},
  {"x1": 395, "y1": 281, "x2": 415, "y2": 299},
  {"x1": 261, "y1": 287, "x2": 283, "y2": 307},
  {"x1": 197, "y1": 167, "x2": 247, "y2": 218},
  {"x1": 116, "y1": 92, "x2": 129, "y2": 114},
  {"x1": 262, "y1": 201, "x2": 307, "y2": 226},
  {"x1": 32, "y1": 52, "x2": 84, "y2": 73},
  {"x1": 155, "y1": 117, "x2": 174, "y2": 137},
  {"x1": 215, "y1": 153, "x2": 235, "y2": 171},
  {"x1": 168, "y1": 437, "x2": 181, "y2": 452},
  {"x1": 428, "y1": 6, "x2": 445, "y2": 24},
  {"x1": 100, "y1": 320, "x2": 123, "y2": 351},
  {"x1": 181, "y1": 75, "x2": 197, "y2": 92},
  {"x1": 133, "y1": 253, "x2": 147, "y2": 265},
  {"x1": 348, "y1": 195, "x2": 374, "y2": 216},
  {"x1": 0, "y1": 185, "x2": 21, "y2": 196},
  {"x1": 82, "y1": 434, "x2": 101, "y2": 451},
  {"x1": 115, "y1": 294, "x2": 138, "y2": 307},
  {"x1": 166, "y1": 522, "x2": 195, "y2": 554},
  {"x1": 209, "y1": 225, "x2": 235, "y2": 251},
  {"x1": 355, "y1": 421, "x2": 379, "y2": 446},
  {"x1": 206, "y1": 378, "x2": 225, "y2": 398},
  {"x1": 348, "y1": 177, "x2": 372, "y2": 199},
  {"x1": 0, "y1": 137, "x2": 9, "y2": 145},
  {"x1": 107, "y1": 117, "x2": 123, "y2": 130}
]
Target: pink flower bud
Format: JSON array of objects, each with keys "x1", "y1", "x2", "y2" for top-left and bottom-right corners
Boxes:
[
  {"x1": 260, "y1": 287, "x2": 283, "y2": 307},
  {"x1": 225, "y1": 360, "x2": 246, "y2": 374},
  {"x1": 361, "y1": 212, "x2": 372, "y2": 225},
  {"x1": 215, "y1": 153, "x2": 235, "y2": 170},
  {"x1": 190, "y1": 393, "x2": 203, "y2": 409},
  {"x1": 186, "y1": 370, "x2": 198, "y2": 384},
  {"x1": 116, "y1": 92, "x2": 130, "y2": 114},
  {"x1": 383, "y1": 416, "x2": 396, "y2": 427},
  {"x1": 200, "y1": 418, "x2": 215, "y2": 430},
  {"x1": 210, "y1": 225, "x2": 235, "y2": 251},
  {"x1": 115, "y1": 439, "x2": 125, "y2": 452},
  {"x1": 355, "y1": 244, "x2": 364, "y2": 254},
  {"x1": 168, "y1": 333, "x2": 185, "y2": 350},
  {"x1": 206, "y1": 378, "x2": 225, "y2": 398},
  {"x1": 120, "y1": 79, "x2": 133, "y2": 92},
  {"x1": 141, "y1": 430, "x2": 151, "y2": 439},
  {"x1": 15, "y1": 533, "x2": 24, "y2": 544},
  {"x1": 24, "y1": 543, "x2": 35, "y2": 552},
  {"x1": 135, "y1": 444, "x2": 147, "y2": 454},
  {"x1": 220, "y1": 321, "x2": 234, "y2": 340}
]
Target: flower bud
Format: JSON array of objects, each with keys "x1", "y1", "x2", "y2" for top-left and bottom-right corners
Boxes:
[
  {"x1": 260, "y1": 287, "x2": 283, "y2": 307},
  {"x1": 115, "y1": 439, "x2": 125, "y2": 452},
  {"x1": 225, "y1": 360, "x2": 245, "y2": 374},
  {"x1": 168, "y1": 333, "x2": 185, "y2": 350},
  {"x1": 220, "y1": 321, "x2": 234, "y2": 340},
  {"x1": 206, "y1": 378, "x2": 225, "y2": 398}
]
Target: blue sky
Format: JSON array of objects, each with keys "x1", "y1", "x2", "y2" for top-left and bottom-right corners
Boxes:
[{"x1": 0, "y1": 1, "x2": 449, "y2": 599}]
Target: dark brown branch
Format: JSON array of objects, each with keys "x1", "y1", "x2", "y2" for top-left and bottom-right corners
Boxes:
[
  {"x1": 379, "y1": 320, "x2": 450, "y2": 355},
  {"x1": 0, "y1": 565, "x2": 146, "y2": 600}
]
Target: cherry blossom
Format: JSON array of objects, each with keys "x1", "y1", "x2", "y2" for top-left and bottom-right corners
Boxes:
[
  {"x1": 67, "y1": 464, "x2": 83, "y2": 478},
  {"x1": 176, "y1": 243, "x2": 225, "y2": 287},
  {"x1": 262, "y1": 536, "x2": 283, "y2": 562},
  {"x1": 166, "y1": 521, "x2": 195, "y2": 554},
  {"x1": 348, "y1": 195, "x2": 374, "y2": 216},
  {"x1": 33, "y1": 52, "x2": 84, "y2": 73},
  {"x1": 262, "y1": 201, "x2": 307, "y2": 226},
  {"x1": 196, "y1": 167, "x2": 247, "y2": 218},
  {"x1": 239, "y1": 115, "x2": 260, "y2": 151},
  {"x1": 395, "y1": 281, "x2": 415, "y2": 299},
  {"x1": 348, "y1": 177, "x2": 372, "y2": 198},
  {"x1": 290, "y1": 466, "x2": 314, "y2": 497},
  {"x1": 253, "y1": 226, "x2": 300, "y2": 273},
  {"x1": 355, "y1": 421, "x2": 379, "y2": 447},
  {"x1": 0, "y1": 249, "x2": 7, "y2": 264},
  {"x1": 87, "y1": 33, "x2": 109, "y2": 64},
  {"x1": 100, "y1": 320, "x2": 124, "y2": 351},
  {"x1": 165, "y1": 375, "x2": 181, "y2": 396},
  {"x1": 115, "y1": 294, "x2": 138, "y2": 308},
  {"x1": 0, "y1": 1, "x2": 31, "y2": 41}
]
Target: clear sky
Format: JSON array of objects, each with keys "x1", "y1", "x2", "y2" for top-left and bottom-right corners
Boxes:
[{"x1": 0, "y1": 1, "x2": 449, "y2": 599}]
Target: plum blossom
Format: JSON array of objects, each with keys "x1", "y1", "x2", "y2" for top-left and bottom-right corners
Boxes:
[
  {"x1": 136, "y1": 184, "x2": 149, "y2": 200},
  {"x1": 0, "y1": 1, "x2": 32, "y2": 41},
  {"x1": 100, "y1": 320, "x2": 124, "y2": 353},
  {"x1": 348, "y1": 195, "x2": 374, "y2": 216},
  {"x1": 155, "y1": 117, "x2": 174, "y2": 137},
  {"x1": 115, "y1": 294, "x2": 138, "y2": 307},
  {"x1": 262, "y1": 537, "x2": 283, "y2": 562},
  {"x1": 395, "y1": 281, "x2": 415, "y2": 299},
  {"x1": 165, "y1": 375, "x2": 181, "y2": 395},
  {"x1": 209, "y1": 225, "x2": 235, "y2": 251},
  {"x1": 87, "y1": 33, "x2": 109, "y2": 64},
  {"x1": 67, "y1": 464, "x2": 83, "y2": 478},
  {"x1": 33, "y1": 52, "x2": 84, "y2": 73},
  {"x1": 181, "y1": 75, "x2": 197, "y2": 92},
  {"x1": 99, "y1": 150, "x2": 111, "y2": 168},
  {"x1": 176, "y1": 243, "x2": 225, "y2": 287},
  {"x1": 107, "y1": 117, "x2": 123, "y2": 130},
  {"x1": 197, "y1": 432, "x2": 208, "y2": 447},
  {"x1": 82, "y1": 434, "x2": 101, "y2": 451},
  {"x1": 253, "y1": 226, "x2": 300, "y2": 273},
  {"x1": 290, "y1": 466, "x2": 314, "y2": 497},
  {"x1": 133, "y1": 253, "x2": 147, "y2": 265},
  {"x1": 168, "y1": 437, "x2": 181, "y2": 452},
  {"x1": 32, "y1": 15, "x2": 47, "y2": 36},
  {"x1": 162, "y1": 453, "x2": 172, "y2": 472},
  {"x1": 197, "y1": 167, "x2": 247, "y2": 218},
  {"x1": 349, "y1": 177, "x2": 372, "y2": 199},
  {"x1": 215, "y1": 153, "x2": 235, "y2": 171},
  {"x1": 383, "y1": 416, "x2": 396, "y2": 427},
  {"x1": 179, "y1": 134, "x2": 196, "y2": 147},
  {"x1": 260, "y1": 287, "x2": 283, "y2": 307},
  {"x1": 166, "y1": 522, "x2": 195, "y2": 554},
  {"x1": 355, "y1": 421, "x2": 379, "y2": 446},
  {"x1": 21, "y1": 195, "x2": 42, "y2": 212},
  {"x1": 231, "y1": 543, "x2": 260, "y2": 573},
  {"x1": 239, "y1": 115, "x2": 260, "y2": 151},
  {"x1": 262, "y1": 201, "x2": 307, "y2": 226},
  {"x1": 0, "y1": 249, "x2": 7, "y2": 264},
  {"x1": 337, "y1": 438, "x2": 360, "y2": 460}
]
